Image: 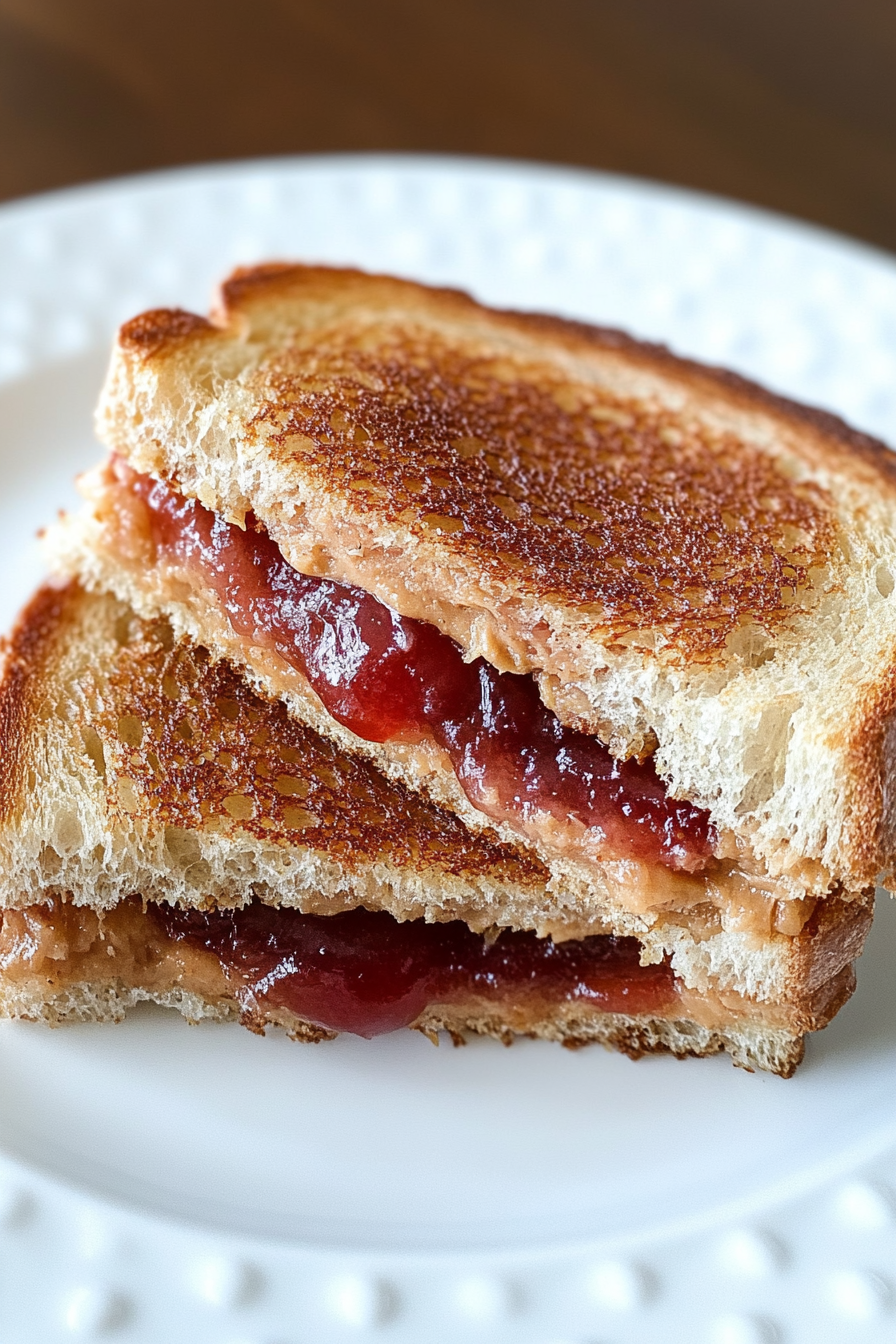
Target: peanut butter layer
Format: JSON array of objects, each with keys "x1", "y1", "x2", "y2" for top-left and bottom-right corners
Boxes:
[
  {"x1": 0, "y1": 898, "x2": 229, "y2": 1006},
  {"x1": 0, "y1": 897, "x2": 853, "y2": 1044}
]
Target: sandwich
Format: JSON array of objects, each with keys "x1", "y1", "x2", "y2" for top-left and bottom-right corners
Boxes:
[
  {"x1": 13, "y1": 262, "x2": 890, "y2": 1074},
  {"x1": 0, "y1": 579, "x2": 854, "y2": 1074}
]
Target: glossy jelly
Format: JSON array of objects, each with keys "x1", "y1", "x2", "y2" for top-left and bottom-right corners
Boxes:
[
  {"x1": 124, "y1": 463, "x2": 715, "y2": 871},
  {"x1": 153, "y1": 902, "x2": 677, "y2": 1037}
]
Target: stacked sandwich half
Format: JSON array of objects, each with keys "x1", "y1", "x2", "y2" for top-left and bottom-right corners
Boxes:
[{"x1": 2, "y1": 264, "x2": 892, "y2": 1076}]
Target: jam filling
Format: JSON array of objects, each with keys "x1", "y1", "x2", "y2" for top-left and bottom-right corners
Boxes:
[
  {"x1": 152, "y1": 902, "x2": 677, "y2": 1037},
  {"x1": 124, "y1": 464, "x2": 714, "y2": 872}
]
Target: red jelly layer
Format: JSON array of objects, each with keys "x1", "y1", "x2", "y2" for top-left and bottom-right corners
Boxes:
[
  {"x1": 152, "y1": 902, "x2": 677, "y2": 1037},
  {"x1": 123, "y1": 462, "x2": 715, "y2": 871}
]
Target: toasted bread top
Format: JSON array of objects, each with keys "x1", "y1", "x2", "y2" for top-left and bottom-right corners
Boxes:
[
  {"x1": 94, "y1": 265, "x2": 896, "y2": 885},
  {"x1": 114, "y1": 266, "x2": 849, "y2": 661}
]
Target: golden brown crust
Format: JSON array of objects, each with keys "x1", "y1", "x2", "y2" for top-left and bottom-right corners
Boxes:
[
  {"x1": 504, "y1": 309, "x2": 896, "y2": 493},
  {"x1": 255, "y1": 335, "x2": 835, "y2": 660},
  {"x1": 218, "y1": 262, "x2": 317, "y2": 315},
  {"x1": 842, "y1": 653, "x2": 896, "y2": 888},
  {"x1": 122, "y1": 266, "x2": 849, "y2": 661},
  {"x1": 215, "y1": 263, "x2": 896, "y2": 496},
  {"x1": 99, "y1": 606, "x2": 545, "y2": 885},
  {"x1": 118, "y1": 308, "x2": 215, "y2": 358}
]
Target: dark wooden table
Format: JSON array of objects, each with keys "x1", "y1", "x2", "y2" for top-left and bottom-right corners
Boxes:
[{"x1": 1, "y1": 0, "x2": 894, "y2": 251}]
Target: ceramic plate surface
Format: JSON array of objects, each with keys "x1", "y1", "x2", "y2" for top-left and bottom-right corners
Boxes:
[{"x1": 0, "y1": 155, "x2": 895, "y2": 1344}]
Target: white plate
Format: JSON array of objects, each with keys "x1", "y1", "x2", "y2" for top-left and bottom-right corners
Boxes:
[{"x1": 0, "y1": 156, "x2": 894, "y2": 1344}]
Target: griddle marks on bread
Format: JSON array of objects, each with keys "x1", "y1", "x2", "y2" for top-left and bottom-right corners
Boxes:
[{"x1": 247, "y1": 332, "x2": 836, "y2": 660}]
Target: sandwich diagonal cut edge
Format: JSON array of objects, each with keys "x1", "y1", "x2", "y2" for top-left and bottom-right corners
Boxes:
[{"x1": 46, "y1": 496, "x2": 874, "y2": 1004}]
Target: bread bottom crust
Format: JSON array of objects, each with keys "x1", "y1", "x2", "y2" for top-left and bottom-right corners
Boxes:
[{"x1": 0, "y1": 976, "x2": 808, "y2": 1077}]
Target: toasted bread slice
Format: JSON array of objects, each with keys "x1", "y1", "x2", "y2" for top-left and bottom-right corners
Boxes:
[
  {"x1": 85, "y1": 265, "x2": 896, "y2": 894},
  {"x1": 0, "y1": 581, "x2": 545, "y2": 927},
  {"x1": 0, "y1": 582, "x2": 873, "y2": 1019}
]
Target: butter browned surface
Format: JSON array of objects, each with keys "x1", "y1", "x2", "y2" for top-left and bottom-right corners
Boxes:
[
  {"x1": 254, "y1": 333, "x2": 835, "y2": 660},
  {"x1": 119, "y1": 266, "x2": 842, "y2": 662}
]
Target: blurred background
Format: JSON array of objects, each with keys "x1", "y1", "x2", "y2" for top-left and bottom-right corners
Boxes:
[{"x1": 0, "y1": 0, "x2": 894, "y2": 250}]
